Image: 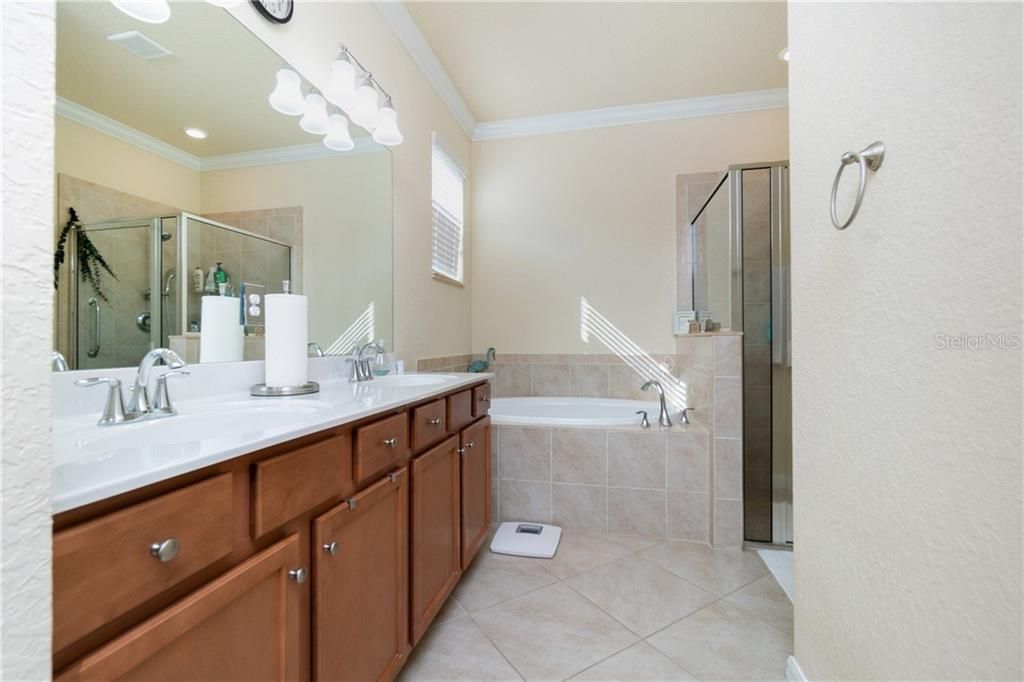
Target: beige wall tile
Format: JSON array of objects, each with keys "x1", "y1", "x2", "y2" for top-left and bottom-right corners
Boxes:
[
  {"x1": 713, "y1": 377, "x2": 742, "y2": 438},
  {"x1": 667, "y1": 432, "x2": 710, "y2": 492},
  {"x1": 553, "y1": 484, "x2": 608, "y2": 532},
  {"x1": 496, "y1": 363, "x2": 531, "y2": 397},
  {"x1": 491, "y1": 426, "x2": 500, "y2": 478},
  {"x1": 500, "y1": 479, "x2": 552, "y2": 523},
  {"x1": 499, "y1": 427, "x2": 551, "y2": 481},
  {"x1": 609, "y1": 365, "x2": 648, "y2": 400},
  {"x1": 713, "y1": 335, "x2": 742, "y2": 379},
  {"x1": 571, "y1": 364, "x2": 610, "y2": 397},
  {"x1": 712, "y1": 498, "x2": 743, "y2": 548},
  {"x1": 608, "y1": 432, "x2": 666, "y2": 489},
  {"x1": 491, "y1": 477, "x2": 500, "y2": 522},
  {"x1": 713, "y1": 438, "x2": 743, "y2": 500},
  {"x1": 552, "y1": 429, "x2": 607, "y2": 485},
  {"x1": 609, "y1": 488, "x2": 666, "y2": 537},
  {"x1": 532, "y1": 364, "x2": 571, "y2": 396},
  {"x1": 668, "y1": 491, "x2": 710, "y2": 542}
]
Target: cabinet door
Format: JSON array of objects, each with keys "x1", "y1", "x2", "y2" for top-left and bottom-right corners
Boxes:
[
  {"x1": 460, "y1": 417, "x2": 492, "y2": 570},
  {"x1": 313, "y1": 468, "x2": 409, "y2": 682},
  {"x1": 410, "y1": 436, "x2": 461, "y2": 644},
  {"x1": 56, "y1": 534, "x2": 303, "y2": 682}
]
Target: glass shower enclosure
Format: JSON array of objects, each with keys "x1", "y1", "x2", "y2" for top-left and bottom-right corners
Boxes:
[{"x1": 690, "y1": 162, "x2": 791, "y2": 546}]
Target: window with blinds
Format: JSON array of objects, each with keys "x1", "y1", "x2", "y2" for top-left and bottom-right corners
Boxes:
[{"x1": 431, "y1": 140, "x2": 465, "y2": 283}]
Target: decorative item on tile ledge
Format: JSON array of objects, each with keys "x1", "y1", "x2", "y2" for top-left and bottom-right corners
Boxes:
[{"x1": 268, "y1": 45, "x2": 403, "y2": 148}]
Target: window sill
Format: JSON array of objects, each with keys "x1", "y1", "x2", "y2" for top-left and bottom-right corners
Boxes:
[{"x1": 432, "y1": 271, "x2": 465, "y2": 288}]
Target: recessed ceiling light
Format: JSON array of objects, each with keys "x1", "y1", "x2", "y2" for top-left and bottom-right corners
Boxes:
[
  {"x1": 110, "y1": 0, "x2": 171, "y2": 24},
  {"x1": 184, "y1": 127, "x2": 208, "y2": 140},
  {"x1": 778, "y1": 47, "x2": 790, "y2": 62}
]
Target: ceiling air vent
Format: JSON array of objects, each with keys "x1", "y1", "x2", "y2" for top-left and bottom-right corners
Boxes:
[{"x1": 106, "y1": 31, "x2": 172, "y2": 60}]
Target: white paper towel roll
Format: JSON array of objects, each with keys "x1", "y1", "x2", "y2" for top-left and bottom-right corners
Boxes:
[
  {"x1": 199, "y1": 296, "x2": 243, "y2": 363},
  {"x1": 265, "y1": 293, "x2": 308, "y2": 387}
]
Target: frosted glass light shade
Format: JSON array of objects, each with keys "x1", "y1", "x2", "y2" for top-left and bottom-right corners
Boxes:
[
  {"x1": 299, "y1": 93, "x2": 329, "y2": 135},
  {"x1": 325, "y1": 57, "x2": 357, "y2": 111},
  {"x1": 268, "y1": 69, "x2": 305, "y2": 116},
  {"x1": 350, "y1": 83, "x2": 380, "y2": 131},
  {"x1": 110, "y1": 0, "x2": 171, "y2": 23},
  {"x1": 372, "y1": 106, "x2": 403, "y2": 146},
  {"x1": 323, "y1": 114, "x2": 354, "y2": 152}
]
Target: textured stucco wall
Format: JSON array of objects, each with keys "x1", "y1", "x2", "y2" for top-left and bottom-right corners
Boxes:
[
  {"x1": 789, "y1": 2, "x2": 1022, "y2": 679},
  {"x1": 2, "y1": 2, "x2": 55, "y2": 680}
]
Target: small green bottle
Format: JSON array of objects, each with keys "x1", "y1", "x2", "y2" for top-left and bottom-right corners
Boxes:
[{"x1": 213, "y1": 262, "x2": 228, "y2": 286}]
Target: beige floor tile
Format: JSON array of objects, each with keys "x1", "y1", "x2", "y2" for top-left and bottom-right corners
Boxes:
[
  {"x1": 572, "y1": 641, "x2": 696, "y2": 681},
  {"x1": 472, "y1": 583, "x2": 639, "y2": 681},
  {"x1": 647, "y1": 602, "x2": 792, "y2": 681},
  {"x1": 432, "y1": 596, "x2": 468, "y2": 625},
  {"x1": 566, "y1": 555, "x2": 716, "y2": 637},
  {"x1": 638, "y1": 542, "x2": 767, "y2": 596},
  {"x1": 721, "y1": 574, "x2": 793, "y2": 634},
  {"x1": 400, "y1": 616, "x2": 522, "y2": 681},
  {"x1": 453, "y1": 551, "x2": 558, "y2": 612},
  {"x1": 543, "y1": 531, "x2": 659, "y2": 580}
]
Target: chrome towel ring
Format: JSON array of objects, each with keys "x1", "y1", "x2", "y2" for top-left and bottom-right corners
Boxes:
[{"x1": 830, "y1": 141, "x2": 885, "y2": 230}]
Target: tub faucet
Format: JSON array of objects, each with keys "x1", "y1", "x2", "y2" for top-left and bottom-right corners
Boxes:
[{"x1": 640, "y1": 379, "x2": 672, "y2": 428}]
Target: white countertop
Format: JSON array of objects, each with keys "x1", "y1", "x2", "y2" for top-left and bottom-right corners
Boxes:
[{"x1": 52, "y1": 371, "x2": 492, "y2": 514}]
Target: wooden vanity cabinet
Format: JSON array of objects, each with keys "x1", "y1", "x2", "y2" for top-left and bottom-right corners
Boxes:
[
  {"x1": 56, "y1": 534, "x2": 303, "y2": 682},
  {"x1": 460, "y1": 417, "x2": 492, "y2": 569},
  {"x1": 409, "y1": 436, "x2": 462, "y2": 644},
  {"x1": 313, "y1": 467, "x2": 410, "y2": 682}
]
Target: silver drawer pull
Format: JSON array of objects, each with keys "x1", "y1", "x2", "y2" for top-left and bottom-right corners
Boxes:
[
  {"x1": 383, "y1": 437, "x2": 398, "y2": 448},
  {"x1": 465, "y1": 441, "x2": 475, "y2": 449},
  {"x1": 288, "y1": 567, "x2": 308, "y2": 583},
  {"x1": 322, "y1": 541, "x2": 339, "y2": 556},
  {"x1": 149, "y1": 538, "x2": 180, "y2": 562},
  {"x1": 427, "y1": 417, "x2": 442, "y2": 426}
]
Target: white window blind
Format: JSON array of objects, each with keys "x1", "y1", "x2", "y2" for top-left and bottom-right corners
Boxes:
[{"x1": 431, "y1": 141, "x2": 465, "y2": 283}]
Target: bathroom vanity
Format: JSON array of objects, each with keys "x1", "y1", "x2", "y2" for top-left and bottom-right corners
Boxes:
[{"x1": 51, "y1": 373, "x2": 493, "y2": 681}]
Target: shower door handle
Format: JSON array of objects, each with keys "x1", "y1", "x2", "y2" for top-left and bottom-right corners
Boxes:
[{"x1": 87, "y1": 297, "x2": 101, "y2": 359}]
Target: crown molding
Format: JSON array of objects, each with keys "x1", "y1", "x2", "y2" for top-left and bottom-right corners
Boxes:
[
  {"x1": 373, "y1": 0, "x2": 477, "y2": 139},
  {"x1": 57, "y1": 96, "x2": 201, "y2": 170},
  {"x1": 473, "y1": 88, "x2": 789, "y2": 141},
  {"x1": 57, "y1": 97, "x2": 384, "y2": 173}
]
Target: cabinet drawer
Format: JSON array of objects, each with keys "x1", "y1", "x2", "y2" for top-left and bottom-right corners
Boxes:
[
  {"x1": 252, "y1": 433, "x2": 353, "y2": 538},
  {"x1": 411, "y1": 399, "x2": 447, "y2": 451},
  {"x1": 53, "y1": 473, "x2": 235, "y2": 652},
  {"x1": 354, "y1": 413, "x2": 410, "y2": 484},
  {"x1": 447, "y1": 390, "x2": 473, "y2": 431},
  {"x1": 472, "y1": 383, "x2": 492, "y2": 417}
]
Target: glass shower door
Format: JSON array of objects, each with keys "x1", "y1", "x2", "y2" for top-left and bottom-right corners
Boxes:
[{"x1": 74, "y1": 219, "x2": 160, "y2": 369}]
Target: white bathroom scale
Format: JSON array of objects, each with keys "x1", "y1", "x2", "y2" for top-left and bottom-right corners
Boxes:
[{"x1": 490, "y1": 522, "x2": 562, "y2": 559}]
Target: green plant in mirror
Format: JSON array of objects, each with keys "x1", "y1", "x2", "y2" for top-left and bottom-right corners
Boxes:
[{"x1": 54, "y1": 207, "x2": 117, "y2": 302}]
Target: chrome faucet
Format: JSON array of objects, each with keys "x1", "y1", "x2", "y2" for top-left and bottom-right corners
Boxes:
[
  {"x1": 126, "y1": 348, "x2": 187, "y2": 418},
  {"x1": 640, "y1": 379, "x2": 672, "y2": 428},
  {"x1": 51, "y1": 351, "x2": 69, "y2": 372},
  {"x1": 349, "y1": 341, "x2": 385, "y2": 382},
  {"x1": 308, "y1": 342, "x2": 325, "y2": 358}
]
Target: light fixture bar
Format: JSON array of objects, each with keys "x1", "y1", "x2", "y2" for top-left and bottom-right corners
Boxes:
[{"x1": 338, "y1": 44, "x2": 395, "y2": 107}]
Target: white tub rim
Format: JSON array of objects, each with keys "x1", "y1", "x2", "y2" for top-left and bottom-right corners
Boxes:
[{"x1": 489, "y1": 396, "x2": 671, "y2": 428}]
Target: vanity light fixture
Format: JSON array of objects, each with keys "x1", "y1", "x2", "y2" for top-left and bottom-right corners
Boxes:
[
  {"x1": 778, "y1": 47, "x2": 790, "y2": 62},
  {"x1": 323, "y1": 113, "x2": 355, "y2": 152},
  {"x1": 325, "y1": 48, "x2": 358, "y2": 111},
  {"x1": 349, "y1": 76, "x2": 381, "y2": 132},
  {"x1": 299, "y1": 93, "x2": 330, "y2": 135},
  {"x1": 372, "y1": 97, "x2": 403, "y2": 147},
  {"x1": 184, "y1": 127, "x2": 208, "y2": 139},
  {"x1": 268, "y1": 68, "x2": 305, "y2": 116},
  {"x1": 110, "y1": 0, "x2": 171, "y2": 24}
]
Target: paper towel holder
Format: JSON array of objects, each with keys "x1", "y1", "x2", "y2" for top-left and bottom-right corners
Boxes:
[{"x1": 250, "y1": 381, "x2": 320, "y2": 397}]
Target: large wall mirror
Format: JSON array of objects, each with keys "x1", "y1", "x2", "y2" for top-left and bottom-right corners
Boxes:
[{"x1": 53, "y1": 1, "x2": 393, "y2": 370}]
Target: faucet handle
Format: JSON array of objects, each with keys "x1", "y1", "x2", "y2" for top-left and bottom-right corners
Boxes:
[
  {"x1": 635, "y1": 410, "x2": 651, "y2": 429},
  {"x1": 153, "y1": 370, "x2": 190, "y2": 415},
  {"x1": 75, "y1": 377, "x2": 126, "y2": 426},
  {"x1": 680, "y1": 407, "x2": 695, "y2": 425}
]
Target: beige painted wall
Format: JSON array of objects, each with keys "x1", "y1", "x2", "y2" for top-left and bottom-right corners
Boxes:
[
  {"x1": 55, "y1": 116, "x2": 201, "y2": 212},
  {"x1": 470, "y1": 110, "x2": 788, "y2": 355},
  {"x1": 789, "y1": 2, "x2": 1022, "y2": 679},
  {"x1": 201, "y1": 152, "x2": 393, "y2": 352},
  {"x1": 226, "y1": 2, "x2": 473, "y2": 363}
]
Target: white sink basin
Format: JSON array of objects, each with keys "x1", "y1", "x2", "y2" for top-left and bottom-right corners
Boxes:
[{"x1": 369, "y1": 374, "x2": 458, "y2": 387}]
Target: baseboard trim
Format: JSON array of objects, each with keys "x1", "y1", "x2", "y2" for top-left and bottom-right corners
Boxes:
[{"x1": 786, "y1": 656, "x2": 807, "y2": 682}]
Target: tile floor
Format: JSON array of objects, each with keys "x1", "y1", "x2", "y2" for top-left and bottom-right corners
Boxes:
[{"x1": 400, "y1": 529, "x2": 793, "y2": 681}]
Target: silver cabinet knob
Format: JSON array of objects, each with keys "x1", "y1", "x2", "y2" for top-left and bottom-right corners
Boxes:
[
  {"x1": 465, "y1": 441, "x2": 475, "y2": 449},
  {"x1": 383, "y1": 437, "x2": 398, "y2": 448},
  {"x1": 288, "y1": 567, "x2": 308, "y2": 583},
  {"x1": 480, "y1": 396, "x2": 490, "y2": 403},
  {"x1": 149, "y1": 538, "x2": 179, "y2": 562},
  {"x1": 427, "y1": 417, "x2": 442, "y2": 426},
  {"x1": 322, "y1": 541, "x2": 339, "y2": 556}
]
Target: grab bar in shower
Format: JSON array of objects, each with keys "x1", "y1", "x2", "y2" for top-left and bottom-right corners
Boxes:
[{"x1": 87, "y1": 297, "x2": 101, "y2": 358}]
